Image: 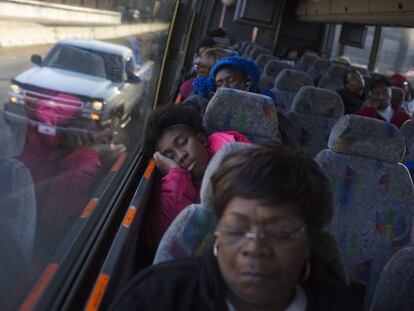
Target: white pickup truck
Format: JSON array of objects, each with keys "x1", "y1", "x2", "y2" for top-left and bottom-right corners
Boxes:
[{"x1": 5, "y1": 38, "x2": 150, "y2": 134}]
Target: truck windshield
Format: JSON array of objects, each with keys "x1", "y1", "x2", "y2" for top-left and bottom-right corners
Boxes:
[{"x1": 42, "y1": 44, "x2": 124, "y2": 82}]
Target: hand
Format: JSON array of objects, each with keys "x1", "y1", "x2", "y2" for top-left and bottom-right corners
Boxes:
[{"x1": 153, "y1": 152, "x2": 180, "y2": 175}]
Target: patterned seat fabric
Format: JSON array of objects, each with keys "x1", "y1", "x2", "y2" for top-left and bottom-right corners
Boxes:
[
  {"x1": 295, "y1": 52, "x2": 318, "y2": 72},
  {"x1": 263, "y1": 59, "x2": 293, "y2": 78},
  {"x1": 154, "y1": 143, "x2": 255, "y2": 264},
  {"x1": 401, "y1": 120, "x2": 414, "y2": 163},
  {"x1": 204, "y1": 87, "x2": 279, "y2": 143},
  {"x1": 272, "y1": 69, "x2": 314, "y2": 114},
  {"x1": 318, "y1": 64, "x2": 349, "y2": 91},
  {"x1": 370, "y1": 246, "x2": 414, "y2": 311},
  {"x1": 308, "y1": 58, "x2": 332, "y2": 80},
  {"x1": 259, "y1": 74, "x2": 275, "y2": 90},
  {"x1": 286, "y1": 86, "x2": 344, "y2": 157},
  {"x1": 315, "y1": 115, "x2": 414, "y2": 306},
  {"x1": 256, "y1": 53, "x2": 277, "y2": 70}
]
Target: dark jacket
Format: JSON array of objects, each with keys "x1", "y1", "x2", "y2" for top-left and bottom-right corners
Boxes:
[
  {"x1": 110, "y1": 247, "x2": 364, "y2": 311},
  {"x1": 337, "y1": 88, "x2": 366, "y2": 114}
]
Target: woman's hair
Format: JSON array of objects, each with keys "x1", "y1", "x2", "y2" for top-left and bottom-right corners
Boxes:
[
  {"x1": 143, "y1": 104, "x2": 204, "y2": 156},
  {"x1": 211, "y1": 144, "x2": 333, "y2": 239},
  {"x1": 200, "y1": 48, "x2": 232, "y2": 69}
]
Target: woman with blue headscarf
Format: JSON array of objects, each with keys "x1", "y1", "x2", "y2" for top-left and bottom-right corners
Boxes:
[
  {"x1": 188, "y1": 56, "x2": 299, "y2": 149},
  {"x1": 192, "y1": 56, "x2": 276, "y2": 101}
]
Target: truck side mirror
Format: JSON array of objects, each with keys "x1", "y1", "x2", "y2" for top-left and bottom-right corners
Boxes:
[{"x1": 31, "y1": 54, "x2": 42, "y2": 65}]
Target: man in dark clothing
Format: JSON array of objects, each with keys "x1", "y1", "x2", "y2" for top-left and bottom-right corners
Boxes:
[
  {"x1": 356, "y1": 78, "x2": 410, "y2": 128},
  {"x1": 336, "y1": 69, "x2": 366, "y2": 114}
]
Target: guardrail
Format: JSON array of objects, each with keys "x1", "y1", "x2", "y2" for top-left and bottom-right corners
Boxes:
[{"x1": 0, "y1": 22, "x2": 170, "y2": 48}]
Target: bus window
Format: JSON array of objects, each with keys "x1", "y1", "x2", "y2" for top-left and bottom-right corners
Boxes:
[
  {"x1": 0, "y1": 1, "x2": 174, "y2": 309},
  {"x1": 376, "y1": 27, "x2": 414, "y2": 82},
  {"x1": 331, "y1": 25, "x2": 375, "y2": 68}
]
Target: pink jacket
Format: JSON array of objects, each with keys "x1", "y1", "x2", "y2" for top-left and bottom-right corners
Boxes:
[{"x1": 144, "y1": 131, "x2": 250, "y2": 253}]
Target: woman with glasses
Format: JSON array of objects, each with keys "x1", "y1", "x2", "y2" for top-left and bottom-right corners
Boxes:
[{"x1": 111, "y1": 144, "x2": 364, "y2": 311}]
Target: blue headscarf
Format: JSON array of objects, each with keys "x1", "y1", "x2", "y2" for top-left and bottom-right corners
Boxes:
[{"x1": 192, "y1": 56, "x2": 276, "y2": 102}]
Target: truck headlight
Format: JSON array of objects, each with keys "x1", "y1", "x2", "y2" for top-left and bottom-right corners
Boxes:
[
  {"x1": 91, "y1": 100, "x2": 104, "y2": 111},
  {"x1": 10, "y1": 84, "x2": 21, "y2": 94}
]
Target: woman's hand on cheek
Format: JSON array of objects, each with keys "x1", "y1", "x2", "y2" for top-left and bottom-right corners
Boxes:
[{"x1": 154, "y1": 152, "x2": 181, "y2": 175}]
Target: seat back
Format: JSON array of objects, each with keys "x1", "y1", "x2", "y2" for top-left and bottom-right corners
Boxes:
[
  {"x1": 0, "y1": 158, "x2": 36, "y2": 265},
  {"x1": 391, "y1": 86, "x2": 405, "y2": 108},
  {"x1": 204, "y1": 87, "x2": 279, "y2": 143},
  {"x1": 249, "y1": 47, "x2": 271, "y2": 61},
  {"x1": 272, "y1": 69, "x2": 314, "y2": 114},
  {"x1": 154, "y1": 143, "x2": 254, "y2": 264},
  {"x1": 401, "y1": 120, "x2": 414, "y2": 163},
  {"x1": 318, "y1": 64, "x2": 349, "y2": 91},
  {"x1": 308, "y1": 58, "x2": 332, "y2": 80},
  {"x1": 286, "y1": 86, "x2": 344, "y2": 157},
  {"x1": 263, "y1": 59, "x2": 293, "y2": 78},
  {"x1": 256, "y1": 53, "x2": 277, "y2": 70},
  {"x1": 295, "y1": 52, "x2": 318, "y2": 72},
  {"x1": 370, "y1": 246, "x2": 414, "y2": 311},
  {"x1": 315, "y1": 115, "x2": 414, "y2": 305}
]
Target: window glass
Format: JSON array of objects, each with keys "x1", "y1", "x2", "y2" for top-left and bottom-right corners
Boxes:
[
  {"x1": 331, "y1": 25, "x2": 375, "y2": 68},
  {"x1": 0, "y1": 0, "x2": 174, "y2": 309},
  {"x1": 376, "y1": 27, "x2": 414, "y2": 83}
]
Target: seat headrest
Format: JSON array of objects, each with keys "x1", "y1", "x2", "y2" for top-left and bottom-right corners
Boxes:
[
  {"x1": 256, "y1": 54, "x2": 277, "y2": 69},
  {"x1": 250, "y1": 48, "x2": 271, "y2": 61},
  {"x1": 328, "y1": 115, "x2": 405, "y2": 163},
  {"x1": 299, "y1": 52, "x2": 318, "y2": 65},
  {"x1": 264, "y1": 60, "x2": 293, "y2": 77},
  {"x1": 204, "y1": 88, "x2": 278, "y2": 142},
  {"x1": 292, "y1": 86, "x2": 344, "y2": 117},
  {"x1": 274, "y1": 69, "x2": 314, "y2": 92},
  {"x1": 326, "y1": 64, "x2": 349, "y2": 78},
  {"x1": 401, "y1": 119, "x2": 414, "y2": 138},
  {"x1": 200, "y1": 142, "x2": 256, "y2": 208},
  {"x1": 312, "y1": 58, "x2": 332, "y2": 70}
]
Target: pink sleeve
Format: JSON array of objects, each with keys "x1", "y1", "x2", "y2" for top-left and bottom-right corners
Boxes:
[
  {"x1": 150, "y1": 167, "x2": 199, "y2": 245},
  {"x1": 207, "y1": 131, "x2": 251, "y2": 155}
]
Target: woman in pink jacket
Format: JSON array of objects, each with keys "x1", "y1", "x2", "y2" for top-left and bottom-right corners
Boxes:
[{"x1": 142, "y1": 105, "x2": 250, "y2": 256}]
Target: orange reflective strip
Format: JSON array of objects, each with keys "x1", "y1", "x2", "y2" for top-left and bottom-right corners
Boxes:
[
  {"x1": 111, "y1": 152, "x2": 128, "y2": 172},
  {"x1": 81, "y1": 198, "x2": 98, "y2": 218},
  {"x1": 19, "y1": 263, "x2": 59, "y2": 311},
  {"x1": 144, "y1": 159, "x2": 155, "y2": 180},
  {"x1": 123, "y1": 207, "x2": 137, "y2": 229},
  {"x1": 85, "y1": 273, "x2": 110, "y2": 311}
]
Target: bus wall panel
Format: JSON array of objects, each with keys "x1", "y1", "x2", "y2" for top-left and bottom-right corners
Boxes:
[
  {"x1": 370, "y1": 0, "x2": 414, "y2": 12},
  {"x1": 330, "y1": 0, "x2": 370, "y2": 14}
]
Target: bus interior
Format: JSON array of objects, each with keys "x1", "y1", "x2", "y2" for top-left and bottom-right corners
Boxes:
[{"x1": 1, "y1": 0, "x2": 414, "y2": 310}]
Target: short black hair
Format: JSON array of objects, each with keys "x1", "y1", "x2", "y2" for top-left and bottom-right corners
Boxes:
[
  {"x1": 211, "y1": 144, "x2": 333, "y2": 240},
  {"x1": 143, "y1": 105, "x2": 205, "y2": 157},
  {"x1": 342, "y1": 69, "x2": 360, "y2": 85},
  {"x1": 207, "y1": 28, "x2": 227, "y2": 38},
  {"x1": 196, "y1": 37, "x2": 216, "y2": 53},
  {"x1": 369, "y1": 78, "x2": 391, "y2": 92}
]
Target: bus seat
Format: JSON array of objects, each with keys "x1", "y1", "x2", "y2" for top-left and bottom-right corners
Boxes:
[
  {"x1": 203, "y1": 87, "x2": 279, "y2": 143},
  {"x1": 263, "y1": 59, "x2": 293, "y2": 79},
  {"x1": 308, "y1": 58, "x2": 332, "y2": 81},
  {"x1": 315, "y1": 115, "x2": 414, "y2": 306},
  {"x1": 0, "y1": 158, "x2": 36, "y2": 267},
  {"x1": 295, "y1": 52, "x2": 318, "y2": 72},
  {"x1": 272, "y1": 69, "x2": 314, "y2": 114},
  {"x1": 256, "y1": 53, "x2": 277, "y2": 70},
  {"x1": 153, "y1": 143, "x2": 253, "y2": 264},
  {"x1": 351, "y1": 66, "x2": 369, "y2": 76},
  {"x1": 401, "y1": 120, "x2": 414, "y2": 163},
  {"x1": 318, "y1": 64, "x2": 349, "y2": 91},
  {"x1": 370, "y1": 246, "x2": 414, "y2": 311},
  {"x1": 181, "y1": 94, "x2": 210, "y2": 118},
  {"x1": 242, "y1": 44, "x2": 257, "y2": 57},
  {"x1": 249, "y1": 47, "x2": 271, "y2": 61},
  {"x1": 286, "y1": 86, "x2": 344, "y2": 157},
  {"x1": 259, "y1": 74, "x2": 275, "y2": 90}
]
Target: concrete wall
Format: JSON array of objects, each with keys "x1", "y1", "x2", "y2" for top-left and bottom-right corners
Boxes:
[{"x1": 0, "y1": 0, "x2": 121, "y2": 26}]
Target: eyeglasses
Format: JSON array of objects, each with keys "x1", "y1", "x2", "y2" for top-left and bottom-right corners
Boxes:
[{"x1": 214, "y1": 226, "x2": 306, "y2": 248}]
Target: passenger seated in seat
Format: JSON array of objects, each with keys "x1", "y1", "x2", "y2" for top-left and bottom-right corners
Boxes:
[
  {"x1": 142, "y1": 105, "x2": 250, "y2": 254},
  {"x1": 356, "y1": 78, "x2": 410, "y2": 128},
  {"x1": 111, "y1": 144, "x2": 364, "y2": 311},
  {"x1": 336, "y1": 69, "x2": 366, "y2": 114}
]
